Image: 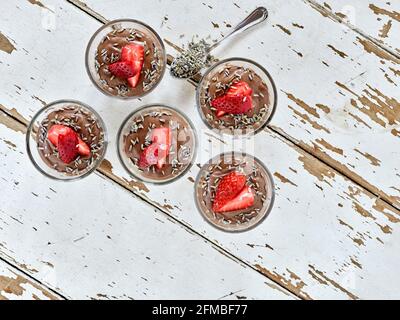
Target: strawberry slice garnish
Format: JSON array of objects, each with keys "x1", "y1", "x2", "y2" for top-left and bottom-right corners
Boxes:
[
  {"x1": 227, "y1": 81, "x2": 253, "y2": 97},
  {"x1": 109, "y1": 61, "x2": 136, "y2": 79},
  {"x1": 211, "y1": 81, "x2": 253, "y2": 117},
  {"x1": 138, "y1": 143, "x2": 159, "y2": 169},
  {"x1": 77, "y1": 139, "x2": 90, "y2": 156},
  {"x1": 138, "y1": 127, "x2": 171, "y2": 170},
  {"x1": 212, "y1": 171, "x2": 247, "y2": 212},
  {"x1": 47, "y1": 124, "x2": 90, "y2": 157},
  {"x1": 211, "y1": 95, "x2": 253, "y2": 117},
  {"x1": 57, "y1": 131, "x2": 79, "y2": 164},
  {"x1": 121, "y1": 43, "x2": 144, "y2": 88},
  {"x1": 151, "y1": 127, "x2": 171, "y2": 169},
  {"x1": 48, "y1": 124, "x2": 74, "y2": 146},
  {"x1": 217, "y1": 186, "x2": 255, "y2": 213}
]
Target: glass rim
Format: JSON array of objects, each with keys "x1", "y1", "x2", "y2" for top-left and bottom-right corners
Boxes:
[
  {"x1": 116, "y1": 103, "x2": 198, "y2": 185},
  {"x1": 26, "y1": 99, "x2": 108, "y2": 181},
  {"x1": 85, "y1": 18, "x2": 167, "y2": 100},
  {"x1": 195, "y1": 57, "x2": 278, "y2": 136},
  {"x1": 194, "y1": 151, "x2": 275, "y2": 233}
]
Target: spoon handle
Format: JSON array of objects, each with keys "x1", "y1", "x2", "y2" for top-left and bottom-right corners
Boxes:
[{"x1": 208, "y1": 7, "x2": 269, "y2": 51}]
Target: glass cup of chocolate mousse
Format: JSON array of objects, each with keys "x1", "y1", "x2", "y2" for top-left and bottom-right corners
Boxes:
[
  {"x1": 117, "y1": 104, "x2": 197, "y2": 184},
  {"x1": 196, "y1": 58, "x2": 277, "y2": 135},
  {"x1": 86, "y1": 19, "x2": 166, "y2": 99},
  {"x1": 195, "y1": 152, "x2": 275, "y2": 232},
  {"x1": 26, "y1": 100, "x2": 108, "y2": 181}
]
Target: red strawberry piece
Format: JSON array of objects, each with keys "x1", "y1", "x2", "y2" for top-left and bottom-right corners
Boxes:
[
  {"x1": 138, "y1": 143, "x2": 159, "y2": 169},
  {"x1": 127, "y1": 73, "x2": 141, "y2": 88},
  {"x1": 151, "y1": 127, "x2": 171, "y2": 169},
  {"x1": 121, "y1": 43, "x2": 144, "y2": 88},
  {"x1": 57, "y1": 131, "x2": 79, "y2": 164},
  {"x1": 109, "y1": 61, "x2": 136, "y2": 79},
  {"x1": 47, "y1": 124, "x2": 90, "y2": 157},
  {"x1": 212, "y1": 171, "x2": 247, "y2": 212},
  {"x1": 47, "y1": 124, "x2": 74, "y2": 146},
  {"x1": 227, "y1": 81, "x2": 253, "y2": 97},
  {"x1": 77, "y1": 137, "x2": 91, "y2": 156},
  {"x1": 211, "y1": 81, "x2": 253, "y2": 117},
  {"x1": 211, "y1": 95, "x2": 253, "y2": 117},
  {"x1": 216, "y1": 186, "x2": 255, "y2": 213}
]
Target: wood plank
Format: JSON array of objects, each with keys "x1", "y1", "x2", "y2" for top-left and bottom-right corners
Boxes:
[
  {"x1": 309, "y1": 0, "x2": 400, "y2": 54},
  {"x1": 0, "y1": 110, "x2": 293, "y2": 300},
  {"x1": 0, "y1": 259, "x2": 60, "y2": 300},
  {"x1": 74, "y1": 0, "x2": 400, "y2": 210},
  {"x1": 0, "y1": 0, "x2": 399, "y2": 299}
]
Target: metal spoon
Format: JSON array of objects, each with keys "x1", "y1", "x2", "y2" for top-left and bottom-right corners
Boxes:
[{"x1": 170, "y1": 7, "x2": 269, "y2": 79}]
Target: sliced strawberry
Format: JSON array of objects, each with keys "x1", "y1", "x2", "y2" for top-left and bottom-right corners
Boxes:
[
  {"x1": 212, "y1": 172, "x2": 247, "y2": 212},
  {"x1": 138, "y1": 143, "x2": 159, "y2": 169},
  {"x1": 121, "y1": 43, "x2": 144, "y2": 70},
  {"x1": 57, "y1": 131, "x2": 79, "y2": 164},
  {"x1": 109, "y1": 61, "x2": 136, "y2": 79},
  {"x1": 77, "y1": 138, "x2": 90, "y2": 156},
  {"x1": 127, "y1": 73, "x2": 141, "y2": 88},
  {"x1": 47, "y1": 124, "x2": 90, "y2": 157},
  {"x1": 151, "y1": 127, "x2": 171, "y2": 169},
  {"x1": 211, "y1": 95, "x2": 253, "y2": 117},
  {"x1": 48, "y1": 124, "x2": 74, "y2": 146},
  {"x1": 121, "y1": 43, "x2": 144, "y2": 88},
  {"x1": 227, "y1": 81, "x2": 253, "y2": 97},
  {"x1": 211, "y1": 81, "x2": 253, "y2": 117},
  {"x1": 216, "y1": 186, "x2": 255, "y2": 213}
]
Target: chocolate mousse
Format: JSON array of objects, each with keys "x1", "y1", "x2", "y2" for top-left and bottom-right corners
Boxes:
[
  {"x1": 36, "y1": 104, "x2": 106, "y2": 176},
  {"x1": 195, "y1": 153, "x2": 274, "y2": 231},
  {"x1": 198, "y1": 62, "x2": 276, "y2": 134},
  {"x1": 95, "y1": 27, "x2": 165, "y2": 97},
  {"x1": 118, "y1": 105, "x2": 196, "y2": 183}
]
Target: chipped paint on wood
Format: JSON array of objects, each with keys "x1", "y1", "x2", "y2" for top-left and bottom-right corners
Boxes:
[
  {"x1": 316, "y1": 139, "x2": 343, "y2": 155},
  {"x1": 354, "y1": 149, "x2": 381, "y2": 167},
  {"x1": 315, "y1": 103, "x2": 331, "y2": 114},
  {"x1": 298, "y1": 154, "x2": 335, "y2": 185},
  {"x1": 255, "y1": 264, "x2": 312, "y2": 300},
  {"x1": 0, "y1": 104, "x2": 29, "y2": 126},
  {"x1": 379, "y1": 20, "x2": 393, "y2": 39},
  {"x1": 67, "y1": 0, "x2": 108, "y2": 23},
  {"x1": 350, "y1": 257, "x2": 362, "y2": 269},
  {"x1": 369, "y1": 4, "x2": 400, "y2": 23},
  {"x1": 275, "y1": 24, "x2": 292, "y2": 35},
  {"x1": 376, "y1": 223, "x2": 392, "y2": 234},
  {"x1": 308, "y1": 265, "x2": 359, "y2": 300},
  {"x1": 97, "y1": 159, "x2": 149, "y2": 193},
  {"x1": 327, "y1": 44, "x2": 348, "y2": 58},
  {"x1": 273, "y1": 172, "x2": 297, "y2": 187},
  {"x1": 357, "y1": 37, "x2": 400, "y2": 64},
  {"x1": 298, "y1": 140, "x2": 400, "y2": 209},
  {"x1": 0, "y1": 32, "x2": 16, "y2": 54},
  {"x1": 0, "y1": 111, "x2": 26, "y2": 134},
  {"x1": 351, "y1": 84, "x2": 400, "y2": 128},
  {"x1": 352, "y1": 202, "x2": 376, "y2": 220},
  {"x1": 0, "y1": 270, "x2": 57, "y2": 300},
  {"x1": 289, "y1": 106, "x2": 330, "y2": 133},
  {"x1": 338, "y1": 219, "x2": 354, "y2": 230},
  {"x1": 286, "y1": 92, "x2": 320, "y2": 118},
  {"x1": 27, "y1": 0, "x2": 54, "y2": 12}
]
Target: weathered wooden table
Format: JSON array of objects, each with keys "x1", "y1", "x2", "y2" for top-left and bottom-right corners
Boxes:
[{"x1": 0, "y1": 0, "x2": 399, "y2": 300}]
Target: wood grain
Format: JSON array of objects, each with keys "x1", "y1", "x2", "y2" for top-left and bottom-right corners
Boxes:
[
  {"x1": 0, "y1": 0, "x2": 399, "y2": 299},
  {"x1": 310, "y1": 0, "x2": 400, "y2": 54},
  {"x1": 0, "y1": 259, "x2": 60, "y2": 300}
]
